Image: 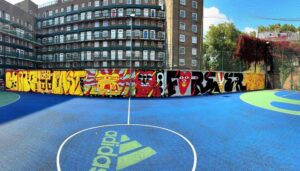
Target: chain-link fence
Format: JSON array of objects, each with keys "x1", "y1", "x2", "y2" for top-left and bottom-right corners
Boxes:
[
  {"x1": 270, "y1": 49, "x2": 300, "y2": 91},
  {"x1": 202, "y1": 49, "x2": 300, "y2": 91},
  {"x1": 201, "y1": 50, "x2": 252, "y2": 72}
]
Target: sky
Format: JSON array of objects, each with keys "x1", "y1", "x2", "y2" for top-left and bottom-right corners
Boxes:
[
  {"x1": 204, "y1": 0, "x2": 300, "y2": 34},
  {"x1": 7, "y1": 0, "x2": 300, "y2": 35}
]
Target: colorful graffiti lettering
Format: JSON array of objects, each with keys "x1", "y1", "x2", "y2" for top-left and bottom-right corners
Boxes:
[{"x1": 5, "y1": 69, "x2": 265, "y2": 97}]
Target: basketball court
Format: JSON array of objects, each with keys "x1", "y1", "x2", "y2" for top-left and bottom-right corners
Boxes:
[{"x1": 0, "y1": 90, "x2": 299, "y2": 170}]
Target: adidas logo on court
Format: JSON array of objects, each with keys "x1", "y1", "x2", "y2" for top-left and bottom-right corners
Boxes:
[{"x1": 90, "y1": 130, "x2": 156, "y2": 171}]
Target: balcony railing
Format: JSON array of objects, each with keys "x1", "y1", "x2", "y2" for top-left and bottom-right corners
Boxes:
[
  {"x1": 0, "y1": 27, "x2": 41, "y2": 45},
  {"x1": 0, "y1": 51, "x2": 38, "y2": 61},
  {"x1": 40, "y1": 15, "x2": 165, "y2": 29},
  {"x1": 37, "y1": 25, "x2": 164, "y2": 38},
  {"x1": 38, "y1": 46, "x2": 164, "y2": 54},
  {"x1": 37, "y1": 4, "x2": 164, "y2": 20}
]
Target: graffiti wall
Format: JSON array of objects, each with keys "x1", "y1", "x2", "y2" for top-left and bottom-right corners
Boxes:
[
  {"x1": 165, "y1": 71, "x2": 248, "y2": 97},
  {"x1": 5, "y1": 69, "x2": 265, "y2": 97}
]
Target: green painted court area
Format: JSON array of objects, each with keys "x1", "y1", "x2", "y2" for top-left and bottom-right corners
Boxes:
[
  {"x1": 0, "y1": 92, "x2": 19, "y2": 107},
  {"x1": 0, "y1": 90, "x2": 300, "y2": 170}
]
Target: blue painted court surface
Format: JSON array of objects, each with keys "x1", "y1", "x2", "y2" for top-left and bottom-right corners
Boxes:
[{"x1": 0, "y1": 90, "x2": 300, "y2": 170}]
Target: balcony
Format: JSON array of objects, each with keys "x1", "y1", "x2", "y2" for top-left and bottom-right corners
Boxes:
[
  {"x1": 38, "y1": 46, "x2": 164, "y2": 54},
  {"x1": 37, "y1": 4, "x2": 163, "y2": 21},
  {"x1": 0, "y1": 27, "x2": 41, "y2": 46},
  {"x1": 37, "y1": 25, "x2": 164, "y2": 38},
  {"x1": 0, "y1": 51, "x2": 38, "y2": 61}
]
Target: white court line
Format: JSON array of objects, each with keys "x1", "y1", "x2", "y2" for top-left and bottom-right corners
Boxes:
[
  {"x1": 0, "y1": 92, "x2": 20, "y2": 108},
  {"x1": 56, "y1": 124, "x2": 197, "y2": 171},
  {"x1": 127, "y1": 97, "x2": 131, "y2": 125},
  {"x1": 282, "y1": 92, "x2": 299, "y2": 97}
]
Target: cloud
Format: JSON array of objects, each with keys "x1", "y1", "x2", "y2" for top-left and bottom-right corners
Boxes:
[
  {"x1": 244, "y1": 27, "x2": 257, "y2": 34},
  {"x1": 204, "y1": 7, "x2": 230, "y2": 35}
]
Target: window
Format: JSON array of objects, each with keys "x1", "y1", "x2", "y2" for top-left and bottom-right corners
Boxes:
[
  {"x1": 81, "y1": 12, "x2": 86, "y2": 20},
  {"x1": 118, "y1": 50, "x2": 123, "y2": 59},
  {"x1": 87, "y1": 51, "x2": 92, "y2": 60},
  {"x1": 192, "y1": 48, "x2": 197, "y2": 55},
  {"x1": 192, "y1": 36, "x2": 197, "y2": 44},
  {"x1": 95, "y1": 31, "x2": 100, "y2": 38},
  {"x1": 180, "y1": 22, "x2": 186, "y2": 30},
  {"x1": 103, "y1": 31, "x2": 109, "y2": 38},
  {"x1": 94, "y1": 42, "x2": 100, "y2": 47},
  {"x1": 136, "y1": 0, "x2": 141, "y2": 4},
  {"x1": 179, "y1": 59, "x2": 185, "y2": 66},
  {"x1": 111, "y1": 9, "x2": 117, "y2": 17},
  {"x1": 95, "y1": 11, "x2": 100, "y2": 18},
  {"x1": 67, "y1": 6, "x2": 72, "y2": 12},
  {"x1": 117, "y1": 29, "x2": 123, "y2": 39},
  {"x1": 80, "y1": 32, "x2": 85, "y2": 40},
  {"x1": 192, "y1": 24, "x2": 197, "y2": 33},
  {"x1": 59, "y1": 53, "x2": 64, "y2": 62},
  {"x1": 126, "y1": 51, "x2": 131, "y2": 57},
  {"x1": 150, "y1": 30, "x2": 156, "y2": 39},
  {"x1": 150, "y1": 51, "x2": 155, "y2": 60},
  {"x1": 74, "y1": 5, "x2": 78, "y2": 11},
  {"x1": 95, "y1": 0, "x2": 100, "y2": 7},
  {"x1": 144, "y1": 9, "x2": 149, "y2": 17},
  {"x1": 192, "y1": 1, "x2": 197, "y2": 8},
  {"x1": 60, "y1": 35, "x2": 64, "y2": 43},
  {"x1": 103, "y1": 0, "x2": 108, "y2": 6},
  {"x1": 192, "y1": 59, "x2": 197, "y2": 66},
  {"x1": 150, "y1": 9, "x2": 156, "y2": 17},
  {"x1": 66, "y1": 15, "x2": 71, "y2": 22},
  {"x1": 74, "y1": 24, "x2": 78, "y2": 30},
  {"x1": 87, "y1": 31, "x2": 92, "y2": 40},
  {"x1": 143, "y1": 30, "x2": 149, "y2": 39},
  {"x1": 180, "y1": 0, "x2": 186, "y2": 5},
  {"x1": 73, "y1": 14, "x2": 78, "y2": 21},
  {"x1": 101, "y1": 51, "x2": 107, "y2": 59},
  {"x1": 60, "y1": 16, "x2": 64, "y2": 24},
  {"x1": 179, "y1": 47, "x2": 185, "y2": 54},
  {"x1": 111, "y1": 30, "x2": 116, "y2": 39},
  {"x1": 143, "y1": 50, "x2": 148, "y2": 60},
  {"x1": 118, "y1": 8, "x2": 124, "y2": 17},
  {"x1": 180, "y1": 10, "x2": 186, "y2": 18},
  {"x1": 87, "y1": 12, "x2": 92, "y2": 19},
  {"x1": 111, "y1": 50, "x2": 116, "y2": 60},
  {"x1": 95, "y1": 21, "x2": 100, "y2": 27},
  {"x1": 73, "y1": 33, "x2": 78, "y2": 40},
  {"x1": 192, "y1": 13, "x2": 197, "y2": 21},
  {"x1": 135, "y1": 51, "x2": 141, "y2": 58},
  {"x1": 179, "y1": 34, "x2": 185, "y2": 42},
  {"x1": 126, "y1": 40, "x2": 131, "y2": 47}
]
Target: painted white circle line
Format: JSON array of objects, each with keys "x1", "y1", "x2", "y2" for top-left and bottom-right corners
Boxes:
[
  {"x1": 0, "y1": 92, "x2": 20, "y2": 108},
  {"x1": 56, "y1": 124, "x2": 197, "y2": 171}
]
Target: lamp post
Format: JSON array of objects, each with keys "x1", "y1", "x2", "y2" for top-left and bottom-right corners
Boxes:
[
  {"x1": 129, "y1": 13, "x2": 135, "y2": 97},
  {"x1": 265, "y1": 41, "x2": 270, "y2": 89}
]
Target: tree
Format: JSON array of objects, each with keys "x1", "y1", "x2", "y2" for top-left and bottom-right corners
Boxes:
[
  {"x1": 204, "y1": 23, "x2": 241, "y2": 71},
  {"x1": 258, "y1": 24, "x2": 297, "y2": 32}
]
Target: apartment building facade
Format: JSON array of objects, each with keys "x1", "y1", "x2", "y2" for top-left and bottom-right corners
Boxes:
[{"x1": 0, "y1": 0, "x2": 203, "y2": 77}]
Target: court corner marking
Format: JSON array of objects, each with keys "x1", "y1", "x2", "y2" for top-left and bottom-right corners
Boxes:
[
  {"x1": 56, "y1": 124, "x2": 197, "y2": 171},
  {"x1": 0, "y1": 92, "x2": 21, "y2": 108}
]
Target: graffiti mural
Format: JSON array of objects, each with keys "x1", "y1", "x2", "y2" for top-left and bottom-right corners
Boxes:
[
  {"x1": 84, "y1": 69, "x2": 132, "y2": 97},
  {"x1": 244, "y1": 73, "x2": 265, "y2": 91},
  {"x1": 5, "y1": 69, "x2": 265, "y2": 97},
  {"x1": 134, "y1": 70, "x2": 164, "y2": 97},
  {"x1": 166, "y1": 71, "x2": 192, "y2": 97}
]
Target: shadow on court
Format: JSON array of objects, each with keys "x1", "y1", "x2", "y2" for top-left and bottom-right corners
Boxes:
[{"x1": 0, "y1": 92, "x2": 74, "y2": 124}]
